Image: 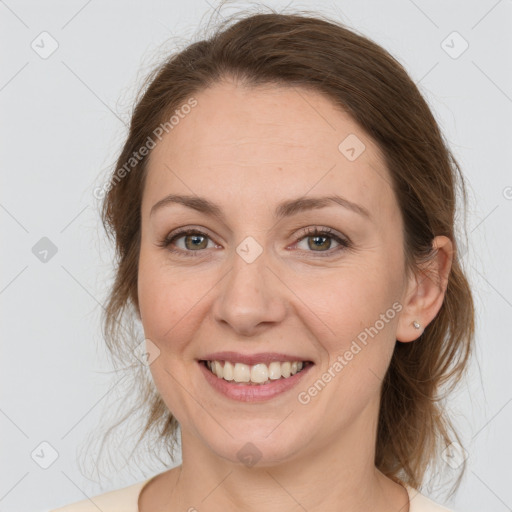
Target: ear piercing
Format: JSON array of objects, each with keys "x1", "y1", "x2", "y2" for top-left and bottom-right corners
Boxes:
[{"x1": 412, "y1": 320, "x2": 421, "y2": 330}]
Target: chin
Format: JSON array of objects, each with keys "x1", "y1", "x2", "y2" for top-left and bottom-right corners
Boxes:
[{"x1": 197, "y1": 421, "x2": 312, "y2": 468}]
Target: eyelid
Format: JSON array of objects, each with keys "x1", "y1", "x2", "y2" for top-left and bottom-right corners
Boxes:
[{"x1": 294, "y1": 226, "x2": 347, "y2": 244}]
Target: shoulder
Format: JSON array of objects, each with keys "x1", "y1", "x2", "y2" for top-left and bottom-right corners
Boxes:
[
  {"x1": 406, "y1": 484, "x2": 457, "y2": 512},
  {"x1": 49, "y1": 478, "x2": 152, "y2": 512}
]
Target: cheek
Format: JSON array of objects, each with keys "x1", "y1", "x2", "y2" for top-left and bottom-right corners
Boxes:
[
  {"x1": 291, "y1": 258, "x2": 402, "y2": 384},
  {"x1": 137, "y1": 253, "x2": 207, "y2": 423},
  {"x1": 290, "y1": 269, "x2": 401, "y2": 425},
  {"x1": 297, "y1": 260, "x2": 401, "y2": 337},
  {"x1": 138, "y1": 251, "x2": 182, "y2": 343},
  {"x1": 137, "y1": 250, "x2": 213, "y2": 352}
]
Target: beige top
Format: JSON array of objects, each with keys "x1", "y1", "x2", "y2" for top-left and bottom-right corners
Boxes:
[{"x1": 50, "y1": 477, "x2": 456, "y2": 511}]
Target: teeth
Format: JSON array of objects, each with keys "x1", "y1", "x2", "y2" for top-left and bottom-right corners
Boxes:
[
  {"x1": 223, "y1": 361, "x2": 234, "y2": 381},
  {"x1": 251, "y1": 363, "x2": 268, "y2": 383},
  {"x1": 205, "y1": 360, "x2": 307, "y2": 384},
  {"x1": 268, "y1": 361, "x2": 282, "y2": 380},
  {"x1": 233, "y1": 362, "x2": 251, "y2": 382}
]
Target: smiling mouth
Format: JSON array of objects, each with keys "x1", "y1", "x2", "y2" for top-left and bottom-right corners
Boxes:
[{"x1": 200, "y1": 359, "x2": 313, "y2": 385}]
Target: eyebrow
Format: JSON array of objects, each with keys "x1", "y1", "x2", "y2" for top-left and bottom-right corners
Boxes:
[{"x1": 149, "y1": 193, "x2": 371, "y2": 221}]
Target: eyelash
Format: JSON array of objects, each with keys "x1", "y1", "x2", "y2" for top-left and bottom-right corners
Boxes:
[{"x1": 157, "y1": 226, "x2": 352, "y2": 258}]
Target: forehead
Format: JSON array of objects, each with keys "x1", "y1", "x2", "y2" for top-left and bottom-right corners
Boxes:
[{"x1": 142, "y1": 81, "x2": 397, "y2": 224}]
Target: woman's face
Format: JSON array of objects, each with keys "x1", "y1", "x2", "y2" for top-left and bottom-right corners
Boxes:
[{"x1": 138, "y1": 81, "x2": 413, "y2": 466}]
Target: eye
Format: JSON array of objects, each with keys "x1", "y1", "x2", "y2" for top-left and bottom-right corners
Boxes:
[
  {"x1": 157, "y1": 226, "x2": 351, "y2": 258},
  {"x1": 293, "y1": 227, "x2": 350, "y2": 256},
  {"x1": 157, "y1": 228, "x2": 217, "y2": 257}
]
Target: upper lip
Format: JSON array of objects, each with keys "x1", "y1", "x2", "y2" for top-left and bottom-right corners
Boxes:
[{"x1": 199, "y1": 352, "x2": 313, "y2": 366}]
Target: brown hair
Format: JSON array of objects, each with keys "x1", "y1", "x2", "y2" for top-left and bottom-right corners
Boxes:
[{"x1": 94, "y1": 5, "x2": 474, "y2": 495}]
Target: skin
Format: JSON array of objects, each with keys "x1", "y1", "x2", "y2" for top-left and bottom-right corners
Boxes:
[{"x1": 136, "y1": 80, "x2": 453, "y2": 512}]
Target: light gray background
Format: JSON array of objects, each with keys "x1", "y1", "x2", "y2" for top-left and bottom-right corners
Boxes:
[{"x1": 1, "y1": 1, "x2": 511, "y2": 511}]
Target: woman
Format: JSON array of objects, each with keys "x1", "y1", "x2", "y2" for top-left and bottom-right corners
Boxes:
[{"x1": 52, "y1": 8, "x2": 474, "y2": 512}]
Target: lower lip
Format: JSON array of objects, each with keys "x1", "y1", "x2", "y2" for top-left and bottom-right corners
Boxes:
[{"x1": 198, "y1": 361, "x2": 313, "y2": 402}]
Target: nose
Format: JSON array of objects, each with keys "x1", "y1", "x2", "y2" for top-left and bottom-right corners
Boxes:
[{"x1": 211, "y1": 249, "x2": 287, "y2": 337}]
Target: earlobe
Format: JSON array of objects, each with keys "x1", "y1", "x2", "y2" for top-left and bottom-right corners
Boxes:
[
  {"x1": 396, "y1": 236, "x2": 453, "y2": 343},
  {"x1": 396, "y1": 318, "x2": 424, "y2": 343}
]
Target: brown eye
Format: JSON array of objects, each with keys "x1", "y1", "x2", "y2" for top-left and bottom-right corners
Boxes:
[
  {"x1": 306, "y1": 234, "x2": 334, "y2": 251},
  {"x1": 158, "y1": 228, "x2": 216, "y2": 256},
  {"x1": 182, "y1": 233, "x2": 209, "y2": 250},
  {"x1": 295, "y1": 227, "x2": 350, "y2": 256}
]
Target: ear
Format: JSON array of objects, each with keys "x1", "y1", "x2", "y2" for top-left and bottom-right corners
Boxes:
[{"x1": 396, "y1": 235, "x2": 453, "y2": 343}]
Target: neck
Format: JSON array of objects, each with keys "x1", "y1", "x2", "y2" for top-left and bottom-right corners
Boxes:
[{"x1": 164, "y1": 398, "x2": 409, "y2": 512}]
